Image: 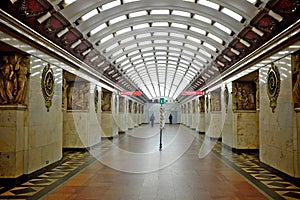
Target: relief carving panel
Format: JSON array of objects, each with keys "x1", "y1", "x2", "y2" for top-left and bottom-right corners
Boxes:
[
  {"x1": 233, "y1": 81, "x2": 256, "y2": 110},
  {"x1": 292, "y1": 51, "x2": 300, "y2": 108},
  {"x1": 0, "y1": 54, "x2": 30, "y2": 105}
]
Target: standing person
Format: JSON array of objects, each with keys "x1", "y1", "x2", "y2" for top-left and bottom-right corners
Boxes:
[
  {"x1": 150, "y1": 113, "x2": 155, "y2": 127},
  {"x1": 169, "y1": 114, "x2": 173, "y2": 124}
]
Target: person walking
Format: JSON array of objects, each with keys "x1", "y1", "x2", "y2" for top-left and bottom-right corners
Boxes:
[
  {"x1": 169, "y1": 114, "x2": 172, "y2": 124},
  {"x1": 150, "y1": 113, "x2": 155, "y2": 127}
]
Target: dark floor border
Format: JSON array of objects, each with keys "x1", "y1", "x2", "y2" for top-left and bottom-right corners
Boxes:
[
  {"x1": 0, "y1": 158, "x2": 63, "y2": 189},
  {"x1": 222, "y1": 143, "x2": 259, "y2": 155},
  {"x1": 260, "y1": 162, "x2": 300, "y2": 187}
]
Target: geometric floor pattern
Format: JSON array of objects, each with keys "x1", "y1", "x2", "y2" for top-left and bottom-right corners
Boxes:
[
  {"x1": 200, "y1": 135, "x2": 300, "y2": 200},
  {"x1": 0, "y1": 126, "x2": 299, "y2": 200}
]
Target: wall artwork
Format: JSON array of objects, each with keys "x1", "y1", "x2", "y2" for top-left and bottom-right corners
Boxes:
[
  {"x1": 41, "y1": 64, "x2": 55, "y2": 112},
  {"x1": 119, "y1": 96, "x2": 124, "y2": 112},
  {"x1": 210, "y1": 89, "x2": 221, "y2": 112},
  {"x1": 233, "y1": 81, "x2": 256, "y2": 110},
  {"x1": 224, "y1": 85, "x2": 229, "y2": 112},
  {"x1": 0, "y1": 54, "x2": 30, "y2": 105},
  {"x1": 101, "y1": 90, "x2": 112, "y2": 111},
  {"x1": 128, "y1": 100, "x2": 132, "y2": 113},
  {"x1": 94, "y1": 86, "x2": 99, "y2": 113},
  {"x1": 198, "y1": 96, "x2": 205, "y2": 113},
  {"x1": 292, "y1": 51, "x2": 300, "y2": 109},
  {"x1": 267, "y1": 63, "x2": 280, "y2": 113},
  {"x1": 66, "y1": 81, "x2": 89, "y2": 110}
]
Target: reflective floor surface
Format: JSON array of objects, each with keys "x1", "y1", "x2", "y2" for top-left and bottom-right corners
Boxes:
[{"x1": 0, "y1": 124, "x2": 299, "y2": 200}]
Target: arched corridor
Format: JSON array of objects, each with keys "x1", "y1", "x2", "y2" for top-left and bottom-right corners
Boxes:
[{"x1": 0, "y1": 0, "x2": 300, "y2": 199}]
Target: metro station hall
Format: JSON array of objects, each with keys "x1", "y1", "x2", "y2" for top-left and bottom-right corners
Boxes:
[{"x1": 0, "y1": 0, "x2": 300, "y2": 199}]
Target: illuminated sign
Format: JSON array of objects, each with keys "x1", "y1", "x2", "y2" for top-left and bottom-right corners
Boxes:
[
  {"x1": 120, "y1": 91, "x2": 141, "y2": 96},
  {"x1": 181, "y1": 91, "x2": 204, "y2": 96}
]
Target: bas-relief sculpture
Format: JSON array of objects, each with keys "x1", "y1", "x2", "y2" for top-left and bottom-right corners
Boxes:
[
  {"x1": 210, "y1": 89, "x2": 221, "y2": 111},
  {"x1": 134, "y1": 102, "x2": 137, "y2": 114},
  {"x1": 206, "y1": 95, "x2": 209, "y2": 112},
  {"x1": 119, "y1": 96, "x2": 124, "y2": 112},
  {"x1": 192, "y1": 100, "x2": 196, "y2": 113},
  {"x1": 101, "y1": 91, "x2": 112, "y2": 111},
  {"x1": 0, "y1": 54, "x2": 30, "y2": 105},
  {"x1": 66, "y1": 81, "x2": 89, "y2": 110},
  {"x1": 233, "y1": 81, "x2": 256, "y2": 111},
  {"x1": 198, "y1": 96, "x2": 205, "y2": 113},
  {"x1": 94, "y1": 86, "x2": 99, "y2": 113},
  {"x1": 128, "y1": 100, "x2": 132, "y2": 113},
  {"x1": 292, "y1": 51, "x2": 300, "y2": 109},
  {"x1": 224, "y1": 85, "x2": 229, "y2": 112}
]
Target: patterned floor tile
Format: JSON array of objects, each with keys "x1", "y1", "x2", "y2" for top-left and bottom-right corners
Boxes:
[{"x1": 0, "y1": 187, "x2": 43, "y2": 196}]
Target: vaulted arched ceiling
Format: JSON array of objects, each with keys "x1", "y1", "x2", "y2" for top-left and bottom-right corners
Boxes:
[
  {"x1": 1, "y1": 0, "x2": 299, "y2": 102},
  {"x1": 54, "y1": 0, "x2": 261, "y2": 100}
]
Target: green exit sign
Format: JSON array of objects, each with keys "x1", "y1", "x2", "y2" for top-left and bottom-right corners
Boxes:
[{"x1": 160, "y1": 98, "x2": 164, "y2": 104}]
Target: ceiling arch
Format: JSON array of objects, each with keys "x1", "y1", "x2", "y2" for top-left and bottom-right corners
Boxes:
[
  {"x1": 5, "y1": 0, "x2": 297, "y2": 102},
  {"x1": 56, "y1": 0, "x2": 262, "y2": 100}
]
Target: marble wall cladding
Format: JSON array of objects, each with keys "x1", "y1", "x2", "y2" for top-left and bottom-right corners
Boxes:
[
  {"x1": 297, "y1": 112, "x2": 300, "y2": 177},
  {"x1": 191, "y1": 114, "x2": 197, "y2": 129},
  {"x1": 63, "y1": 83, "x2": 101, "y2": 148},
  {"x1": 118, "y1": 113, "x2": 128, "y2": 131},
  {"x1": 205, "y1": 112, "x2": 223, "y2": 139},
  {"x1": 235, "y1": 112, "x2": 259, "y2": 149},
  {"x1": 101, "y1": 112, "x2": 118, "y2": 137},
  {"x1": 0, "y1": 110, "x2": 26, "y2": 178},
  {"x1": 63, "y1": 111, "x2": 87, "y2": 148},
  {"x1": 197, "y1": 113, "x2": 205, "y2": 132},
  {"x1": 222, "y1": 83, "x2": 236, "y2": 148},
  {"x1": 87, "y1": 84, "x2": 102, "y2": 147},
  {"x1": 27, "y1": 59, "x2": 63, "y2": 174},
  {"x1": 259, "y1": 55, "x2": 299, "y2": 177}
]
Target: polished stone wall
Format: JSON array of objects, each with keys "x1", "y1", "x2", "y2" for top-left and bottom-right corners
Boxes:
[
  {"x1": 259, "y1": 55, "x2": 299, "y2": 177},
  {"x1": 222, "y1": 83, "x2": 235, "y2": 147},
  {"x1": 205, "y1": 91, "x2": 223, "y2": 139},
  {"x1": 27, "y1": 59, "x2": 63, "y2": 174},
  {"x1": 0, "y1": 109, "x2": 26, "y2": 178}
]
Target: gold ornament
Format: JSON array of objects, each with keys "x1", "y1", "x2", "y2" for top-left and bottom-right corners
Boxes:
[
  {"x1": 41, "y1": 64, "x2": 55, "y2": 112},
  {"x1": 267, "y1": 63, "x2": 280, "y2": 113}
]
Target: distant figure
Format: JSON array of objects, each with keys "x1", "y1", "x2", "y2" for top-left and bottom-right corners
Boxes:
[
  {"x1": 169, "y1": 114, "x2": 173, "y2": 124},
  {"x1": 150, "y1": 113, "x2": 155, "y2": 127}
]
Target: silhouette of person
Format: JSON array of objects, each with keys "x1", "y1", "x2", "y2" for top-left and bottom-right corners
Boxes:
[
  {"x1": 150, "y1": 113, "x2": 155, "y2": 127},
  {"x1": 169, "y1": 114, "x2": 172, "y2": 124}
]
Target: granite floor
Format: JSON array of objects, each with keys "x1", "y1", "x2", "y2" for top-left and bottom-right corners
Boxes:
[{"x1": 0, "y1": 124, "x2": 299, "y2": 200}]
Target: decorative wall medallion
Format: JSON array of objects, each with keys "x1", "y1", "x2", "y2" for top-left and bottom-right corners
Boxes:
[
  {"x1": 267, "y1": 63, "x2": 280, "y2": 113},
  {"x1": 41, "y1": 64, "x2": 55, "y2": 112},
  {"x1": 94, "y1": 86, "x2": 99, "y2": 113},
  {"x1": 224, "y1": 85, "x2": 229, "y2": 112}
]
